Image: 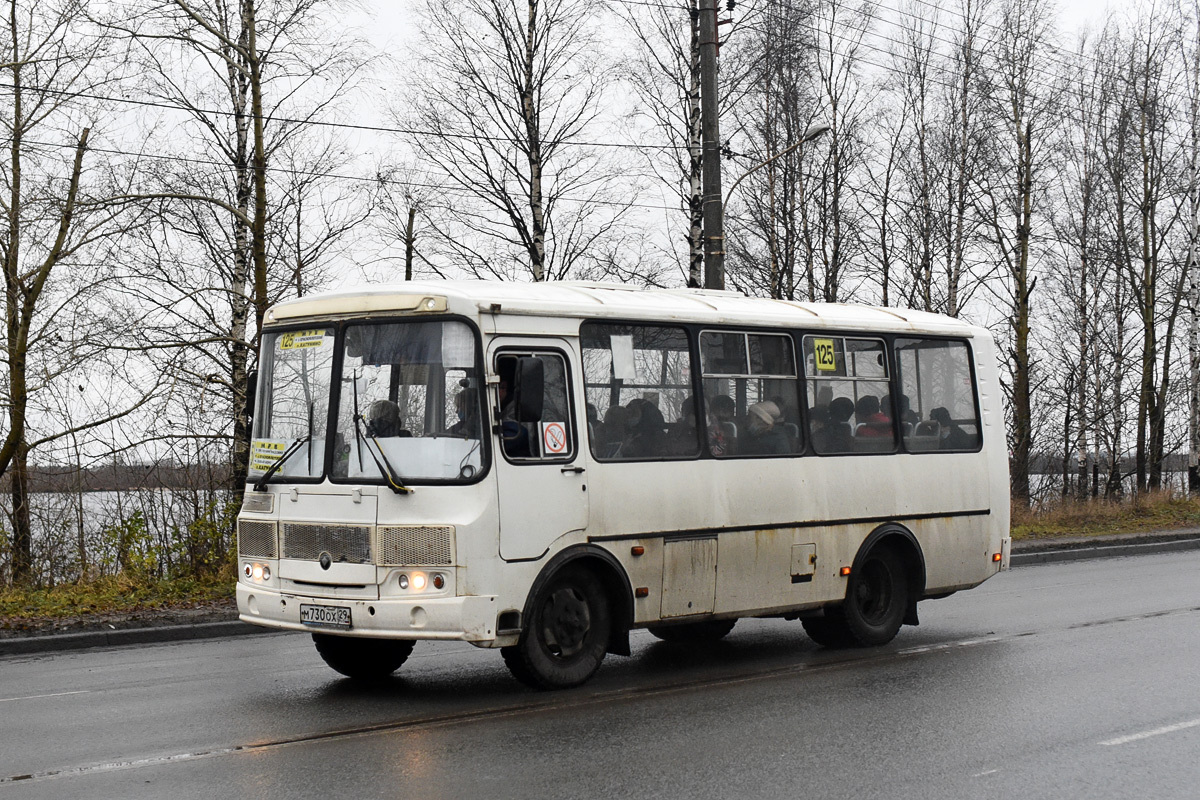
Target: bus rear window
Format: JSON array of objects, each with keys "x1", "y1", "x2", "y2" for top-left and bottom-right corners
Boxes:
[{"x1": 894, "y1": 339, "x2": 981, "y2": 452}]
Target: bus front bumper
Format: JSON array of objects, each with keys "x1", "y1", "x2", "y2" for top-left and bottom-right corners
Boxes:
[{"x1": 237, "y1": 583, "x2": 500, "y2": 643}]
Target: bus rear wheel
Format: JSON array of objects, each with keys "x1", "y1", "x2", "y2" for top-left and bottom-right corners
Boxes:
[
  {"x1": 804, "y1": 546, "x2": 908, "y2": 648},
  {"x1": 312, "y1": 633, "x2": 415, "y2": 680},
  {"x1": 502, "y1": 566, "x2": 611, "y2": 690},
  {"x1": 647, "y1": 619, "x2": 737, "y2": 643},
  {"x1": 800, "y1": 616, "x2": 854, "y2": 647}
]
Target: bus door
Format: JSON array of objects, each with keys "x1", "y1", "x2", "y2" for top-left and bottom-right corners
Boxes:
[{"x1": 489, "y1": 343, "x2": 589, "y2": 561}]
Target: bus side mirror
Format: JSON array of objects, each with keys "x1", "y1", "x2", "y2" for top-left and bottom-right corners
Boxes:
[
  {"x1": 513, "y1": 357, "x2": 544, "y2": 422},
  {"x1": 244, "y1": 368, "x2": 258, "y2": 421}
]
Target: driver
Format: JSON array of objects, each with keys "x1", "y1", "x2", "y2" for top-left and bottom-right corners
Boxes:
[{"x1": 367, "y1": 400, "x2": 401, "y2": 437}]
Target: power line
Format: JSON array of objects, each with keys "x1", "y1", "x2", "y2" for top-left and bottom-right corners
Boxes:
[
  {"x1": 12, "y1": 136, "x2": 689, "y2": 214},
  {"x1": 0, "y1": 80, "x2": 681, "y2": 153}
]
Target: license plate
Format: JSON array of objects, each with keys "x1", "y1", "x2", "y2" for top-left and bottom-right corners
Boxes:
[{"x1": 300, "y1": 604, "x2": 352, "y2": 629}]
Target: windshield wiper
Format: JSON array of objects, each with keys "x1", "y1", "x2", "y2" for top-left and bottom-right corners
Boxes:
[
  {"x1": 253, "y1": 435, "x2": 311, "y2": 492},
  {"x1": 353, "y1": 412, "x2": 413, "y2": 495}
]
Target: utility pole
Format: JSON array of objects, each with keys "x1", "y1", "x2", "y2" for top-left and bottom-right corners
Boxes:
[{"x1": 699, "y1": 0, "x2": 724, "y2": 290}]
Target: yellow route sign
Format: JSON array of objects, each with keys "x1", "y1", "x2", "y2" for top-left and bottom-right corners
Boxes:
[
  {"x1": 813, "y1": 338, "x2": 837, "y2": 372},
  {"x1": 250, "y1": 440, "x2": 286, "y2": 473},
  {"x1": 279, "y1": 330, "x2": 325, "y2": 350}
]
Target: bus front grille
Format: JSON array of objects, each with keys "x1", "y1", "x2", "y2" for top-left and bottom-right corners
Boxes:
[
  {"x1": 281, "y1": 524, "x2": 373, "y2": 564},
  {"x1": 238, "y1": 520, "x2": 277, "y2": 558},
  {"x1": 377, "y1": 525, "x2": 455, "y2": 566}
]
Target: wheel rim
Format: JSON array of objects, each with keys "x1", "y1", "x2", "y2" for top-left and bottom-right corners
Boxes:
[
  {"x1": 540, "y1": 585, "x2": 592, "y2": 658},
  {"x1": 853, "y1": 557, "x2": 894, "y2": 626}
]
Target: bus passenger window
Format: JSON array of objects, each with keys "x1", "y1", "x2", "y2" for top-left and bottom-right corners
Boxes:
[
  {"x1": 894, "y1": 339, "x2": 981, "y2": 452},
  {"x1": 581, "y1": 323, "x2": 697, "y2": 461},
  {"x1": 699, "y1": 331, "x2": 802, "y2": 457},
  {"x1": 804, "y1": 336, "x2": 895, "y2": 454}
]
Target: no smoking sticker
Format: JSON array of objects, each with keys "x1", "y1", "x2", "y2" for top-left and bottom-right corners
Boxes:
[{"x1": 541, "y1": 421, "x2": 568, "y2": 455}]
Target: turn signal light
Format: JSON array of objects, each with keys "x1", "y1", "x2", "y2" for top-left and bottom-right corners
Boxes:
[
  {"x1": 840, "y1": 566, "x2": 852, "y2": 577},
  {"x1": 992, "y1": 553, "x2": 1002, "y2": 562},
  {"x1": 631, "y1": 546, "x2": 645, "y2": 556},
  {"x1": 635, "y1": 587, "x2": 649, "y2": 598}
]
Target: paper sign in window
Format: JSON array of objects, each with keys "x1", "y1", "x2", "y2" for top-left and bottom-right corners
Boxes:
[
  {"x1": 542, "y1": 421, "x2": 568, "y2": 455},
  {"x1": 611, "y1": 335, "x2": 637, "y2": 381},
  {"x1": 249, "y1": 440, "x2": 286, "y2": 473}
]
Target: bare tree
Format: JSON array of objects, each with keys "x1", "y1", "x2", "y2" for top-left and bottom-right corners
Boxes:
[
  {"x1": 0, "y1": 0, "x2": 169, "y2": 583},
  {"x1": 806, "y1": 0, "x2": 873, "y2": 302},
  {"x1": 116, "y1": 0, "x2": 369, "y2": 490},
  {"x1": 1112, "y1": 4, "x2": 1188, "y2": 491},
  {"x1": 890, "y1": 0, "x2": 942, "y2": 312},
  {"x1": 974, "y1": 0, "x2": 1059, "y2": 503},
  {"x1": 1187, "y1": 0, "x2": 1200, "y2": 494},
  {"x1": 937, "y1": 0, "x2": 989, "y2": 317},
  {"x1": 612, "y1": 0, "x2": 706, "y2": 286},
  {"x1": 725, "y1": 0, "x2": 824, "y2": 300},
  {"x1": 404, "y1": 0, "x2": 634, "y2": 281},
  {"x1": 1049, "y1": 30, "x2": 1109, "y2": 497}
]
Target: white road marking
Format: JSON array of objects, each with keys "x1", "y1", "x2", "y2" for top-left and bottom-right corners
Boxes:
[
  {"x1": 1100, "y1": 718, "x2": 1200, "y2": 746},
  {"x1": 0, "y1": 690, "x2": 90, "y2": 704}
]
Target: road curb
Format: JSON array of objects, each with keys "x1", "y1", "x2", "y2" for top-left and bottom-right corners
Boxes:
[
  {"x1": 0, "y1": 619, "x2": 280, "y2": 657},
  {"x1": 1010, "y1": 535, "x2": 1200, "y2": 566}
]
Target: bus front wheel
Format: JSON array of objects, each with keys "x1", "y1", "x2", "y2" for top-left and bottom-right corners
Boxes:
[
  {"x1": 804, "y1": 546, "x2": 908, "y2": 648},
  {"x1": 502, "y1": 566, "x2": 611, "y2": 690},
  {"x1": 312, "y1": 633, "x2": 415, "y2": 680}
]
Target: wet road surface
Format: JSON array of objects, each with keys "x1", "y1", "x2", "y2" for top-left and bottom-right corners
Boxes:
[{"x1": 2, "y1": 550, "x2": 1199, "y2": 799}]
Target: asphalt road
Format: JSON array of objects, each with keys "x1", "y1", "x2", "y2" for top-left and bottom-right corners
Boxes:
[{"x1": 2, "y1": 551, "x2": 1199, "y2": 799}]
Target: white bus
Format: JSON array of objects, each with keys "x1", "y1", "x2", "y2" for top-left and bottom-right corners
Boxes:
[{"x1": 237, "y1": 281, "x2": 1010, "y2": 689}]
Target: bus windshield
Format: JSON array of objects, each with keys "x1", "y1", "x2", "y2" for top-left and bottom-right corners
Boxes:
[
  {"x1": 250, "y1": 328, "x2": 337, "y2": 480},
  {"x1": 333, "y1": 319, "x2": 484, "y2": 483}
]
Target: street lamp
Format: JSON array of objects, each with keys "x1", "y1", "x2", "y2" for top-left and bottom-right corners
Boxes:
[{"x1": 723, "y1": 122, "x2": 831, "y2": 209}]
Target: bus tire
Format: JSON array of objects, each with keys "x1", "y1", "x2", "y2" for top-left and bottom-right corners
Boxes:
[
  {"x1": 647, "y1": 619, "x2": 737, "y2": 643},
  {"x1": 312, "y1": 633, "x2": 415, "y2": 680},
  {"x1": 502, "y1": 566, "x2": 611, "y2": 690},
  {"x1": 840, "y1": 545, "x2": 909, "y2": 646},
  {"x1": 800, "y1": 616, "x2": 854, "y2": 647}
]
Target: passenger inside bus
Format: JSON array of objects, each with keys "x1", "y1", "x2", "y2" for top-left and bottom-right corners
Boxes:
[
  {"x1": 742, "y1": 401, "x2": 789, "y2": 455},
  {"x1": 854, "y1": 395, "x2": 891, "y2": 437},
  {"x1": 495, "y1": 361, "x2": 532, "y2": 457},
  {"x1": 930, "y1": 406, "x2": 975, "y2": 450},
  {"x1": 367, "y1": 400, "x2": 402, "y2": 437},
  {"x1": 622, "y1": 398, "x2": 667, "y2": 458},
  {"x1": 705, "y1": 393, "x2": 736, "y2": 456},
  {"x1": 824, "y1": 397, "x2": 856, "y2": 452},
  {"x1": 668, "y1": 396, "x2": 701, "y2": 456},
  {"x1": 898, "y1": 394, "x2": 920, "y2": 426},
  {"x1": 595, "y1": 405, "x2": 627, "y2": 457},
  {"x1": 446, "y1": 388, "x2": 479, "y2": 438}
]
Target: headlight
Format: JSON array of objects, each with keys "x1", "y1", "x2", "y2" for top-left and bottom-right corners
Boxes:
[
  {"x1": 244, "y1": 562, "x2": 271, "y2": 582},
  {"x1": 398, "y1": 573, "x2": 409, "y2": 590}
]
